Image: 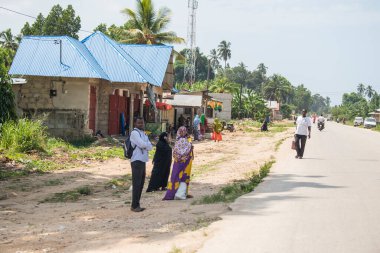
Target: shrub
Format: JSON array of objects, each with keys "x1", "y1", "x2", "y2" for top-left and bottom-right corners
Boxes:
[{"x1": 0, "y1": 118, "x2": 48, "y2": 153}]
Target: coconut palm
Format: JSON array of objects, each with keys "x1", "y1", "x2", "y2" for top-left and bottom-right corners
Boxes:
[
  {"x1": 262, "y1": 74, "x2": 292, "y2": 104},
  {"x1": 365, "y1": 85, "x2": 374, "y2": 99},
  {"x1": 0, "y1": 29, "x2": 18, "y2": 50},
  {"x1": 357, "y1": 83, "x2": 365, "y2": 97},
  {"x1": 217, "y1": 40, "x2": 231, "y2": 68},
  {"x1": 209, "y1": 49, "x2": 220, "y2": 71},
  {"x1": 120, "y1": 0, "x2": 184, "y2": 44}
]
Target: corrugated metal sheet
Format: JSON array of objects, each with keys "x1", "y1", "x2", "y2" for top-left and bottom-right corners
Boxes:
[
  {"x1": 9, "y1": 32, "x2": 172, "y2": 87},
  {"x1": 9, "y1": 36, "x2": 109, "y2": 80},
  {"x1": 82, "y1": 32, "x2": 161, "y2": 86},
  {"x1": 119, "y1": 44, "x2": 172, "y2": 88}
]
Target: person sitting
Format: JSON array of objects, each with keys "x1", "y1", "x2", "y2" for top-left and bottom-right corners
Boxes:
[{"x1": 261, "y1": 119, "x2": 268, "y2": 132}]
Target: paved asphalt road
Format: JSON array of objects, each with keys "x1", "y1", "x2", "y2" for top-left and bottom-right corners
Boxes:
[{"x1": 198, "y1": 123, "x2": 380, "y2": 253}]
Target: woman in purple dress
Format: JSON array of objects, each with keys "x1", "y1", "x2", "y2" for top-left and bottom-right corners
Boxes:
[{"x1": 163, "y1": 126, "x2": 194, "y2": 200}]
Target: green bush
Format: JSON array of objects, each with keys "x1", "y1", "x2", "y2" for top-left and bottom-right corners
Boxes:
[{"x1": 0, "y1": 118, "x2": 48, "y2": 153}]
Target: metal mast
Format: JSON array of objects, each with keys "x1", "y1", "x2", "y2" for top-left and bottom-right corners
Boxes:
[{"x1": 184, "y1": 0, "x2": 198, "y2": 85}]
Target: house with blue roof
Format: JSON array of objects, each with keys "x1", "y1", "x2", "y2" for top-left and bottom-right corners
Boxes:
[{"x1": 8, "y1": 32, "x2": 174, "y2": 137}]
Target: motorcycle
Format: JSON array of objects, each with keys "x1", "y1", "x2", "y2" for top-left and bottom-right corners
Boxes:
[{"x1": 318, "y1": 122, "x2": 325, "y2": 131}]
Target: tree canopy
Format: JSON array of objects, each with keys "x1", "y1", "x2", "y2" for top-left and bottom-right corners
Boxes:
[{"x1": 21, "y1": 5, "x2": 81, "y2": 39}]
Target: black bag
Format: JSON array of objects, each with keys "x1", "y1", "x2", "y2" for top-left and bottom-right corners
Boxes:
[{"x1": 123, "y1": 130, "x2": 141, "y2": 159}]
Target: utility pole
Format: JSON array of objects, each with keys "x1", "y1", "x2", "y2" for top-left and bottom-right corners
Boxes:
[{"x1": 183, "y1": 0, "x2": 198, "y2": 85}]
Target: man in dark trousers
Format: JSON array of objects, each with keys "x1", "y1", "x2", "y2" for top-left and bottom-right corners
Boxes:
[
  {"x1": 295, "y1": 109, "x2": 312, "y2": 159},
  {"x1": 130, "y1": 117, "x2": 153, "y2": 212}
]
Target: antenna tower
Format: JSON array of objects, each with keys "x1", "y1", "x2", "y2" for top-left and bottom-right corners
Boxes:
[{"x1": 184, "y1": 0, "x2": 198, "y2": 85}]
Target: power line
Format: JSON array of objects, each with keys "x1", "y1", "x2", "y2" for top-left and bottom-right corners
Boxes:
[{"x1": 0, "y1": 6, "x2": 93, "y2": 34}]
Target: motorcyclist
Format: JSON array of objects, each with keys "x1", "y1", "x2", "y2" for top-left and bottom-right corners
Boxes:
[{"x1": 318, "y1": 114, "x2": 325, "y2": 130}]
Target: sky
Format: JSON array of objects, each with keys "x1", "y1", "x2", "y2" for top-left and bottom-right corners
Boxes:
[{"x1": 1, "y1": 0, "x2": 380, "y2": 105}]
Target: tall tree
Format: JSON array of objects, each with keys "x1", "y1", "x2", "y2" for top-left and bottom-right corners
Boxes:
[
  {"x1": 0, "y1": 47, "x2": 17, "y2": 123},
  {"x1": 209, "y1": 49, "x2": 220, "y2": 71},
  {"x1": 20, "y1": 5, "x2": 81, "y2": 39},
  {"x1": 0, "y1": 29, "x2": 18, "y2": 50},
  {"x1": 120, "y1": 0, "x2": 184, "y2": 44},
  {"x1": 217, "y1": 40, "x2": 231, "y2": 68},
  {"x1": 357, "y1": 83, "x2": 365, "y2": 97},
  {"x1": 174, "y1": 48, "x2": 214, "y2": 84},
  {"x1": 262, "y1": 74, "x2": 292, "y2": 104},
  {"x1": 209, "y1": 77, "x2": 238, "y2": 93},
  {"x1": 365, "y1": 85, "x2": 374, "y2": 100},
  {"x1": 292, "y1": 84, "x2": 312, "y2": 112}
]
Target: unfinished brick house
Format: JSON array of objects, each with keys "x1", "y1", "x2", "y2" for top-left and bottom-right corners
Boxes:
[{"x1": 9, "y1": 32, "x2": 173, "y2": 138}]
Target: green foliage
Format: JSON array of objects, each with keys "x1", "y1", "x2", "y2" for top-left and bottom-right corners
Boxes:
[
  {"x1": 292, "y1": 84, "x2": 312, "y2": 112},
  {"x1": 118, "y1": 0, "x2": 184, "y2": 44},
  {"x1": 0, "y1": 119, "x2": 47, "y2": 153},
  {"x1": 232, "y1": 89, "x2": 268, "y2": 120},
  {"x1": 209, "y1": 77, "x2": 239, "y2": 93},
  {"x1": 21, "y1": 5, "x2": 81, "y2": 38},
  {"x1": 334, "y1": 92, "x2": 370, "y2": 120},
  {"x1": 0, "y1": 29, "x2": 19, "y2": 50},
  {"x1": 174, "y1": 48, "x2": 215, "y2": 84},
  {"x1": 262, "y1": 74, "x2": 292, "y2": 104},
  {"x1": 43, "y1": 186, "x2": 92, "y2": 203},
  {"x1": 218, "y1": 40, "x2": 232, "y2": 68},
  {"x1": 194, "y1": 161, "x2": 275, "y2": 204},
  {"x1": 0, "y1": 47, "x2": 17, "y2": 124},
  {"x1": 280, "y1": 104, "x2": 293, "y2": 119}
]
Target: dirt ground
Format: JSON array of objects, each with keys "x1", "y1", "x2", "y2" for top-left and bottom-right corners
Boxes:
[{"x1": 0, "y1": 126, "x2": 293, "y2": 253}]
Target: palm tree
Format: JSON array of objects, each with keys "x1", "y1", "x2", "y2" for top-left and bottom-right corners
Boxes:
[
  {"x1": 208, "y1": 49, "x2": 220, "y2": 71},
  {"x1": 357, "y1": 83, "x2": 365, "y2": 97},
  {"x1": 365, "y1": 85, "x2": 374, "y2": 100},
  {"x1": 209, "y1": 77, "x2": 238, "y2": 93},
  {"x1": 0, "y1": 29, "x2": 18, "y2": 50},
  {"x1": 217, "y1": 40, "x2": 231, "y2": 68},
  {"x1": 121, "y1": 0, "x2": 184, "y2": 44},
  {"x1": 262, "y1": 74, "x2": 292, "y2": 104}
]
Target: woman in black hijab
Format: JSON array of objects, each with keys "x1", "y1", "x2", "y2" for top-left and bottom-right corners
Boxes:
[{"x1": 147, "y1": 132, "x2": 172, "y2": 192}]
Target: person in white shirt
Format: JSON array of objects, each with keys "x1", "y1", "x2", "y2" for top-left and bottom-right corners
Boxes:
[
  {"x1": 295, "y1": 109, "x2": 312, "y2": 159},
  {"x1": 317, "y1": 114, "x2": 325, "y2": 124},
  {"x1": 129, "y1": 117, "x2": 153, "y2": 212}
]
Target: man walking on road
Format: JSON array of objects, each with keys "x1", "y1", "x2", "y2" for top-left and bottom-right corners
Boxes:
[
  {"x1": 295, "y1": 109, "x2": 312, "y2": 159},
  {"x1": 130, "y1": 117, "x2": 153, "y2": 212}
]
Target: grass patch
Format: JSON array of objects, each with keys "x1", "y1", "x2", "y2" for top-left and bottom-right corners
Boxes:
[
  {"x1": 42, "y1": 186, "x2": 93, "y2": 203},
  {"x1": 192, "y1": 156, "x2": 233, "y2": 178},
  {"x1": 194, "y1": 160, "x2": 275, "y2": 205},
  {"x1": 168, "y1": 246, "x2": 183, "y2": 253},
  {"x1": 43, "y1": 179, "x2": 64, "y2": 186},
  {"x1": 275, "y1": 138, "x2": 287, "y2": 151},
  {"x1": 0, "y1": 118, "x2": 48, "y2": 153}
]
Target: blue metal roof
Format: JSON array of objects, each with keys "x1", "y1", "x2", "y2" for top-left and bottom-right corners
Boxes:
[
  {"x1": 9, "y1": 36, "x2": 109, "y2": 80},
  {"x1": 9, "y1": 32, "x2": 173, "y2": 87},
  {"x1": 119, "y1": 44, "x2": 172, "y2": 87},
  {"x1": 82, "y1": 32, "x2": 163, "y2": 86}
]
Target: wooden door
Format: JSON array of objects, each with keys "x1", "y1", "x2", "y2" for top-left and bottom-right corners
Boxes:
[
  {"x1": 89, "y1": 86, "x2": 97, "y2": 134},
  {"x1": 108, "y1": 94, "x2": 119, "y2": 135}
]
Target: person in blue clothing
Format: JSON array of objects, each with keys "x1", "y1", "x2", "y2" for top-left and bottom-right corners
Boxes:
[
  {"x1": 193, "y1": 115, "x2": 201, "y2": 141},
  {"x1": 129, "y1": 117, "x2": 153, "y2": 212}
]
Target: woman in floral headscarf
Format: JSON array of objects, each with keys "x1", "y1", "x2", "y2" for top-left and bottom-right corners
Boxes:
[{"x1": 163, "y1": 126, "x2": 194, "y2": 200}]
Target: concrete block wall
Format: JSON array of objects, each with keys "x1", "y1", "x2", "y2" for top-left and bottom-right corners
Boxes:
[
  {"x1": 209, "y1": 93, "x2": 233, "y2": 121},
  {"x1": 12, "y1": 76, "x2": 91, "y2": 138}
]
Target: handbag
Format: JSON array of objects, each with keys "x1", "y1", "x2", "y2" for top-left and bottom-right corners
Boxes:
[{"x1": 291, "y1": 140, "x2": 296, "y2": 150}]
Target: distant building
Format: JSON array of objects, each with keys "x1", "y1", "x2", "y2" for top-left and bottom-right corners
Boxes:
[
  {"x1": 369, "y1": 109, "x2": 380, "y2": 124},
  {"x1": 266, "y1": 101, "x2": 282, "y2": 120}
]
